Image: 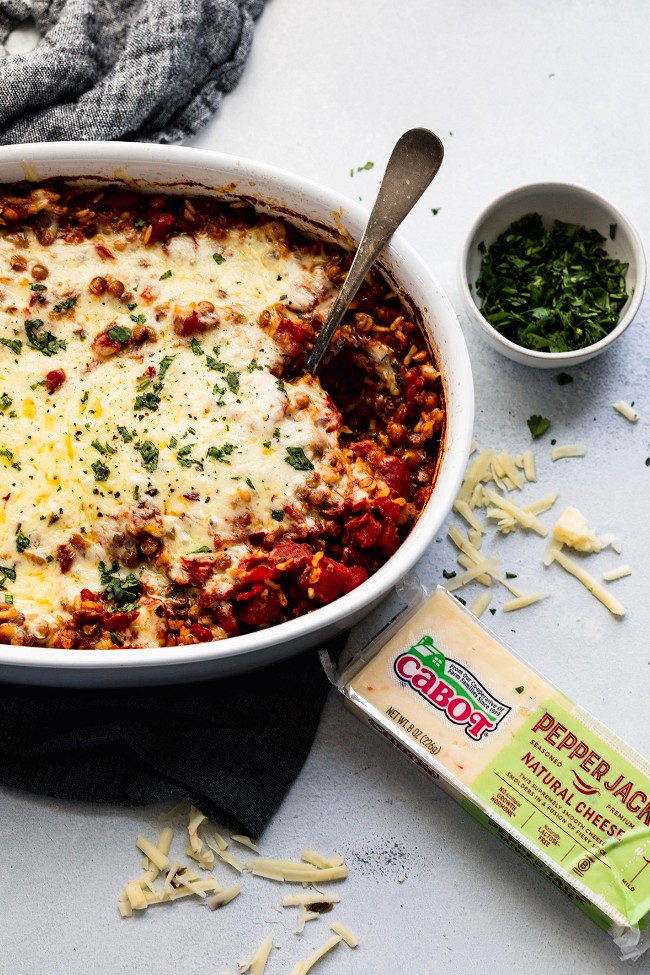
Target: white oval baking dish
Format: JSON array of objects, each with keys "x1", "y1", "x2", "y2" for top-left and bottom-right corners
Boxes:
[{"x1": 0, "y1": 142, "x2": 473, "y2": 686}]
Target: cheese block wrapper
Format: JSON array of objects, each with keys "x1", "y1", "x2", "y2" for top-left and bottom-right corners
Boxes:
[{"x1": 337, "y1": 587, "x2": 650, "y2": 959}]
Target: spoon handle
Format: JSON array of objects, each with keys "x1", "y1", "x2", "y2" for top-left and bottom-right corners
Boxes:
[{"x1": 304, "y1": 128, "x2": 444, "y2": 375}]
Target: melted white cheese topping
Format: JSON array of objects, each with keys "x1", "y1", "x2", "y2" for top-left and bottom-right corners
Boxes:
[{"x1": 0, "y1": 216, "x2": 357, "y2": 637}]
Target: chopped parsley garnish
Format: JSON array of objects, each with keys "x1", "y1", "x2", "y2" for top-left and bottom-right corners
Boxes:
[
  {"x1": 275, "y1": 378, "x2": 286, "y2": 394},
  {"x1": 515, "y1": 685, "x2": 525, "y2": 694},
  {"x1": 0, "y1": 446, "x2": 12, "y2": 460},
  {"x1": 279, "y1": 294, "x2": 288, "y2": 301},
  {"x1": 81, "y1": 391, "x2": 89, "y2": 405},
  {"x1": 212, "y1": 252, "x2": 226, "y2": 264},
  {"x1": 135, "y1": 440, "x2": 159, "y2": 472},
  {"x1": 0, "y1": 337, "x2": 21, "y2": 355},
  {"x1": 527, "y1": 414, "x2": 551, "y2": 439},
  {"x1": 127, "y1": 302, "x2": 138, "y2": 311},
  {"x1": 271, "y1": 509, "x2": 284, "y2": 522},
  {"x1": 284, "y1": 446, "x2": 314, "y2": 471},
  {"x1": 273, "y1": 427, "x2": 281, "y2": 440},
  {"x1": 0, "y1": 564, "x2": 16, "y2": 583},
  {"x1": 263, "y1": 440, "x2": 271, "y2": 449},
  {"x1": 454, "y1": 595, "x2": 466, "y2": 605},
  {"x1": 169, "y1": 436, "x2": 177, "y2": 449},
  {"x1": 357, "y1": 161, "x2": 374, "y2": 171},
  {"x1": 133, "y1": 218, "x2": 146, "y2": 228},
  {"x1": 91, "y1": 440, "x2": 115, "y2": 456},
  {"x1": 4, "y1": 594, "x2": 13, "y2": 604},
  {"x1": 53, "y1": 296, "x2": 77, "y2": 313},
  {"x1": 91, "y1": 459, "x2": 110, "y2": 481},
  {"x1": 134, "y1": 392, "x2": 161, "y2": 412},
  {"x1": 556, "y1": 372, "x2": 574, "y2": 386},
  {"x1": 159, "y1": 270, "x2": 172, "y2": 280},
  {"x1": 489, "y1": 607, "x2": 497, "y2": 615},
  {"x1": 442, "y1": 569, "x2": 457, "y2": 579},
  {"x1": 30, "y1": 282, "x2": 47, "y2": 292},
  {"x1": 98, "y1": 560, "x2": 142, "y2": 611},
  {"x1": 206, "y1": 443, "x2": 235, "y2": 463},
  {"x1": 24, "y1": 319, "x2": 66, "y2": 356},
  {"x1": 107, "y1": 324, "x2": 132, "y2": 343},
  {"x1": 206, "y1": 355, "x2": 226, "y2": 372},
  {"x1": 245, "y1": 477, "x2": 255, "y2": 490},
  {"x1": 158, "y1": 354, "x2": 175, "y2": 380},
  {"x1": 118, "y1": 426, "x2": 134, "y2": 442},
  {"x1": 646, "y1": 458, "x2": 650, "y2": 468},
  {"x1": 475, "y1": 213, "x2": 629, "y2": 352},
  {"x1": 505, "y1": 572, "x2": 517, "y2": 579},
  {"x1": 431, "y1": 207, "x2": 441, "y2": 216},
  {"x1": 15, "y1": 529, "x2": 31, "y2": 553},
  {"x1": 247, "y1": 358, "x2": 264, "y2": 372},
  {"x1": 190, "y1": 337, "x2": 204, "y2": 356},
  {"x1": 177, "y1": 443, "x2": 197, "y2": 468},
  {"x1": 0, "y1": 393, "x2": 12, "y2": 412},
  {"x1": 191, "y1": 546, "x2": 211, "y2": 554},
  {"x1": 225, "y1": 371, "x2": 240, "y2": 394},
  {"x1": 130, "y1": 313, "x2": 146, "y2": 325}
]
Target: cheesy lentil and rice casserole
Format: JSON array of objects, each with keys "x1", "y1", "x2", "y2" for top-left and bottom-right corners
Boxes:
[{"x1": 0, "y1": 183, "x2": 445, "y2": 649}]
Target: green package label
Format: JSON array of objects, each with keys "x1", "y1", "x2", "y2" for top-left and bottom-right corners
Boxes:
[{"x1": 472, "y1": 699, "x2": 650, "y2": 926}]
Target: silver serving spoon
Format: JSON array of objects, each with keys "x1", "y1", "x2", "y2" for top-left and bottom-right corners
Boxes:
[{"x1": 304, "y1": 127, "x2": 444, "y2": 375}]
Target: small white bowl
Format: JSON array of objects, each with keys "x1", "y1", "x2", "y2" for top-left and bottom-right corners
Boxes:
[{"x1": 458, "y1": 182, "x2": 646, "y2": 368}]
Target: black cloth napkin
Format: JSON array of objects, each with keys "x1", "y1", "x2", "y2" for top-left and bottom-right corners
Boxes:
[
  {"x1": 0, "y1": 0, "x2": 266, "y2": 144},
  {"x1": 0, "y1": 638, "x2": 342, "y2": 837}
]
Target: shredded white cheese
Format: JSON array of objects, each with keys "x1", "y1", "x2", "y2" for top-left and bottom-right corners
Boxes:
[
  {"x1": 602, "y1": 565, "x2": 632, "y2": 582},
  {"x1": 551, "y1": 443, "x2": 587, "y2": 461},
  {"x1": 291, "y1": 935, "x2": 342, "y2": 975},
  {"x1": 330, "y1": 921, "x2": 359, "y2": 948},
  {"x1": 502, "y1": 592, "x2": 549, "y2": 612},
  {"x1": 613, "y1": 400, "x2": 639, "y2": 422},
  {"x1": 547, "y1": 547, "x2": 626, "y2": 617}
]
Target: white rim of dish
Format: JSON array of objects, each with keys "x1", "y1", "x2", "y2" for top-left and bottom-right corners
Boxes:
[
  {"x1": 458, "y1": 180, "x2": 647, "y2": 363},
  {"x1": 0, "y1": 142, "x2": 474, "y2": 672}
]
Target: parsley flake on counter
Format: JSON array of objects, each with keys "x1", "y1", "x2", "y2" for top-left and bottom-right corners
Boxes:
[
  {"x1": 91, "y1": 459, "x2": 110, "y2": 481},
  {"x1": 475, "y1": 213, "x2": 629, "y2": 352},
  {"x1": 527, "y1": 414, "x2": 551, "y2": 439},
  {"x1": 357, "y1": 161, "x2": 374, "y2": 171},
  {"x1": 442, "y1": 569, "x2": 457, "y2": 579},
  {"x1": 431, "y1": 208, "x2": 441, "y2": 216},
  {"x1": 107, "y1": 324, "x2": 132, "y2": 343},
  {"x1": 212, "y1": 252, "x2": 226, "y2": 264},
  {"x1": 505, "y1": 572, "x2": 517, "y2": 579},
  {"x1": 284, "y1": 446, "x2": 314, "y2": 471},
  {"x1": 135, "y1": 440, "x2": 159, "y2": 472},
  {"x1": 556, "y1": 372, "x2": 574, "y2": 385}
]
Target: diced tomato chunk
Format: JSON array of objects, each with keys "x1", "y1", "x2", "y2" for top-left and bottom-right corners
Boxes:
[
  {"x1": 377, "y1": 517, "x2": 401, "y2": 555},
  {"x1": 146, "y1": 211, "x2": 175, "y2": 244},
  {"x1": 103, "y1": 610, "x2": 139, "y2": 631},
  {"x1": 237, "y1": 588, "x2": 283, "y2": 625},
  {"x1": 342, "y1": 565, "x2": 368, "y2": 593},
  {"x1": 299, "y1": 556, "x2": 351, "y2": 604},
  {"x1": 180, "y1": 555, "x2": 215, "y2": 583},
  {"x1": 374, "y1": 496, "x2": 401, "y2": 521},
  {"x1": 57, "y1": 542, "x2": 75, "y2": 573},
  {"x1": 212, "y1": 601, "x2": 239, "y2": 636},
  {"x1": 378, "y1": 455, "x2": 410, "y2": 498},
  {"x1": 190, "y1": 623, "x2": 213, "y2": 643},
  {"x1": 274, "y1": 317, "x2": 313, "y2": 357},
  {"x1": 345, "y1": 511, "x2": 382, "y2": 548},
  {"x1": 268, "y1": 542, "x2": 313, "y2": 572},
  {"x1": 45, "y1": 368, "x2": 66, "y2": 393}
]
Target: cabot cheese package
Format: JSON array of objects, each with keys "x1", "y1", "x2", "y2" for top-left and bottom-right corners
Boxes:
[{"x1": 338, "y1": 587, "x2": 650, "y2": 960}]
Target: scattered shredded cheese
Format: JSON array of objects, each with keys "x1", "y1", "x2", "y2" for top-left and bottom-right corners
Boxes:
[
  {"x1": 231, "y1": 834, "x2": 261, "y2": 854},
  {"x1": 602, "y1": 565, "x2": 632, "y2": 582},
  {"x1": 239, "y1": 935, "x2": 273, "y2": 975},
  {"x1": 291, "y1": 934, "x2": 342, "y2": 975},
  {"x1": 613, "y1": 400, "x2": 639, "y2": 422},
  {"x1": 330, "y1": 921, "x2": 359, "y2": 948},
  {"x1": 502, "y1": 592, "x2": 549, "y2": 612},
  {"x1": 547, "y1": 548, "x2": 626, "y2": 617},
  {"x1": 550, "y1": 443, "x2": 587, "y2": 461},
  {"x1": 469, "y1": 589, "x2": 493, "y2": 617}
]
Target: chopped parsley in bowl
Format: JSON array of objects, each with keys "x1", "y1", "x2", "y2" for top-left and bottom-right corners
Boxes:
[{"x1": 458, "y1": 182, "x2": 646, "y2": 368}]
